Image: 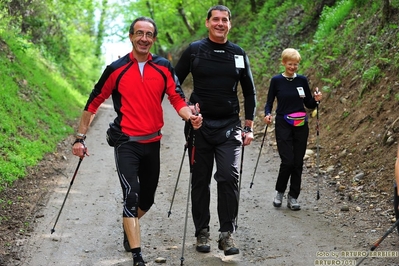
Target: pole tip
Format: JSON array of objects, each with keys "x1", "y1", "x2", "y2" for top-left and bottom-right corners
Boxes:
[{"x1": 50, "y1": 229, "x2": 55, "y2": 234}]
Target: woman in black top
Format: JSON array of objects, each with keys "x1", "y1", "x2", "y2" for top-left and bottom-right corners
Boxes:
[{"x1": 264, "y1": 48, "x2": 322, "y2": 210}]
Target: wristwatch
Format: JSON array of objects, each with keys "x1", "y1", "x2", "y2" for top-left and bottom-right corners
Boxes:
[{"x1": 76, "y1": 133, "x2": 86, "y2": 139}]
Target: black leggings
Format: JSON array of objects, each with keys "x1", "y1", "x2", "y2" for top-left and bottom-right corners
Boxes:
[{"x1": 114, "y1": 141, "x2": 160, "y2": 217}]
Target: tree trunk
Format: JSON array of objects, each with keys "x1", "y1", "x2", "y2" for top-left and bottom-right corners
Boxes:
[
  {"x1": 250, "y1": 0, "x2": 257, "y2": 13},
  {"x1": 165, "y1": 32, "x2": 174, "y2": 45},
  {"x1": 177, "y1": 3, "x2": 196, "y2": 36},
  {"x1": 382, "y1": 0, "x2": 391, "y2": 27},
  {"x1": 95, "y1": 0, "x2": 108, "y2": 60}
]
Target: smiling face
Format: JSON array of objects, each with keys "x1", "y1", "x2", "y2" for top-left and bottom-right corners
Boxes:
[
  {"x1": 205, "y1": 10, "x2": 231, "y2": 44},
  {"x1": 281, "y1": 48, "x2": 301, "y2": 77},
  {"x1": 129, "y1": 20, "x2": 156, "y2": 62},
  {"x1": 282, "y1": 60, "x2": 299, "y2": 77}
]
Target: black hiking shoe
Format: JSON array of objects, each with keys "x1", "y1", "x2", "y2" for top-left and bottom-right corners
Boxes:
[
  {"x1": 123, "y1": 230, "x2": 131, "y2": 252},
  {"x1": 196, "y1": 228, "x2": 211, "y2": 253},
  {"x1": 218, "y1": 232, "x2": 239, "y2": 256}
]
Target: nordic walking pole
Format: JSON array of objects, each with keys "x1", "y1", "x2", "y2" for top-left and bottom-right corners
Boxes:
[
  {"x1": 250, "y1": 125, "x2": 268, "y2": 188},
  {"x1": 51, "y1": 157, "x2": 84, "y2": 234},
  {"x1": 316, "y1": 89, "x2": 321, "y2": 200},
  {"x1": 355, "y1": 219, "x2": 399, "y2": 266},
  {"x1": 168, "y1": 127, "x2": 191, "y2": 217},
  {"x1": 167, "y1": 142, "x2": 188, "y2": 217},
  {"x1": 180, "y1": 128, "x2": 195, "y2": 266},
  {"x1": 235, "y1": 143, "x2": 245, "y2": 229}
]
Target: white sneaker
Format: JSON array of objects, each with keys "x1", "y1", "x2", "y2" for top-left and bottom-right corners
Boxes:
[
  {"x1": 287, "y1": 195, "x2": 301, "y2": 210},
  {"x1": 273, "y1": 191, "x2": 284, "y2": 207}
]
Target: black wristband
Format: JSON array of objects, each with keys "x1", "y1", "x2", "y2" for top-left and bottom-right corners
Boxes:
[
  {"x1": 72, "y1": 138, "x2": 86, "y2": 146},
  {"x1": 243, "y1": 126, "x2": 253, "y2": 133}
]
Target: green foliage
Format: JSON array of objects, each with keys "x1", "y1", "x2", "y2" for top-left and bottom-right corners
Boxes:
[
  {"x1": 342, "y1": 110, "x2": 350, "y2": 119},
  {"x1": 321, "y1": 77, "x2": 341, "y2": 89},
  {"x1": 0, "y1": 3, "x2": 11, "y2": 32},
  {"x1": 0, "y1": 0, "x2": 107, "y2": 191},
  {"x1": 362, "y1": 65, "x2": 381, "y2": 83},
  {"x1": 0, "y1": 30, "x2": 86, "y2": 189},
  {"x1": 111, "y1": 0, "x2": 216, "y2": 53},
  {"x1": 0, "y1": 0, "x2": 398, "y2": 196},
  {"x1": 229, "y1": 0, "x2": 299, "y2": 83},
  {"x1": 4, "y1": 0, "x2": 101, "y2": 94},
  {"x1": 314, "y1": 0, "x2": 354, "y2": 44}
]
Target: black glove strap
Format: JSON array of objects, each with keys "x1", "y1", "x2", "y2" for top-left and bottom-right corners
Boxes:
[
  {"x1": 243, "y1": 126, "x2": 253, "y2": 133},
  {"x1": 72, "y1": 138, "x2": 86, "y2": 146}
]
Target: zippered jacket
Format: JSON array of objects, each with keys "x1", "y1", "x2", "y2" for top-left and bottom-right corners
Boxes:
[
  {"x1": 175, "y1": 38, "x2": 256, "y2": 121},
  {"x1": 84, "y1": 52, "x2": 187, "y2": 141}
]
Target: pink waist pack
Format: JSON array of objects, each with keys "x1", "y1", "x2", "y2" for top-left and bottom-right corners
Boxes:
[{"x1": 283, "y1": 112, "x2": 307, "y2": 126}]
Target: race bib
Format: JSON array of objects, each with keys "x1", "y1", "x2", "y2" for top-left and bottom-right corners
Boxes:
[
  {"x1": 234, "y1": 55, "x2": 244, "y2": 68},
  {"x1": 296, "y1": 87, "x2": 305, "y2": 98}
]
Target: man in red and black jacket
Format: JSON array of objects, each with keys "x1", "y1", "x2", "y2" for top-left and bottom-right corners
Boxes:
[{"x1": 72, "y1": 17, "x2": 202, "y2": 266}]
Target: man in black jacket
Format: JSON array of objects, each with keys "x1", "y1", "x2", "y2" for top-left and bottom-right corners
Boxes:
[{"x1": 174, "y1": 5, "x2": 256, "y2": 256}]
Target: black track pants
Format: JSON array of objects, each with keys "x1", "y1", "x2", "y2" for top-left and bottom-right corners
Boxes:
[
  {"x1": 187, "y1": 127, "x2": 242, "y2": 236},
  {"x1": 275, "y1": 115, "x2": 309, "y2": 199}
]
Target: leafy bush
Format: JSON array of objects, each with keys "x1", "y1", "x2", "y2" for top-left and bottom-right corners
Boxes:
[{"x1": 314, "y1": 0, "x2": 355, "y2": 42}]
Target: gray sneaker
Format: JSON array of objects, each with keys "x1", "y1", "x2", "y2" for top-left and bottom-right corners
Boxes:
[
  {"x1": 273, "y1": 191, "x2": 284, "y2": 207},
  {"x1": 287, "y1": 195, "x2": 301, "y2": 210},
  {"x1": 218, "y1": 232, "x2": 239, "y2": 256},
  {"x1": 196, "y1": 228, "x2": 211, "y2": 253}
]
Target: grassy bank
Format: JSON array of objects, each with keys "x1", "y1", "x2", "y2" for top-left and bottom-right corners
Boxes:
[{"x1": 0, "y1": 31, "x2": 89, "y2": 190}]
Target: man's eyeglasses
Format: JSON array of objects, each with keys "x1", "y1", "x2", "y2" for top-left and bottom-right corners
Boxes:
[{"x1": 134, "y1": 30, "x2": 154, "y2": 39}]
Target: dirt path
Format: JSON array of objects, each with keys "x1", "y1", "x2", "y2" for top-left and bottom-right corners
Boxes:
[{"x1": 18, "y1": 99, "x2": 396, "y2": 266}]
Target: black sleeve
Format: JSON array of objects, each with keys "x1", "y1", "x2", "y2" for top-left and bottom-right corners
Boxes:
[
  {"x1": 264, "y1": 77, "x2": 276, "y2": 116},
  {"x1": 174, "y1": 45, "x2": 192, "y2": 85},
  {"x1": 240, "y1": 52, "x2": 257, "y2": 121},
  {"x1": 84, "y1": 65, "x2": 115, "y2": 111},
  {"x1": 302, "y1": 76, "x2": 318, "y2": 110}
]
